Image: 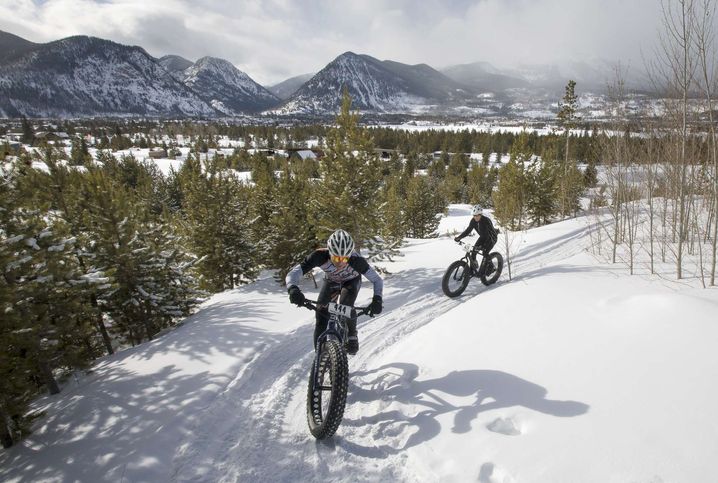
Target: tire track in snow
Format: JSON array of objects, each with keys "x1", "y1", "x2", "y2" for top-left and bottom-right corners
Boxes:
[{"x1": 172, "y1": 267, "x2": 472, "y2": 482}]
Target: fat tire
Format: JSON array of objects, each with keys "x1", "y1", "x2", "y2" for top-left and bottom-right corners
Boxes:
[
  {"x1": 442, "y1": 260, "x2": 471, "y2": 297},
  {"x1": 480, "y1": 252, "x2": 504, "y2": 286},
  {"x1": 306, "y1": 339, "x2": 349, "y2": 439}
]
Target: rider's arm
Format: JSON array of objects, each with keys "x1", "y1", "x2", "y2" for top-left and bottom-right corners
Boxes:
[
  {"x1": 349, "y1": 257, "x2": 384, "y2": 298},
  {"x1": 456, "y1": 218, "x2": 477, "y2": 240},
  {"x1": 285, "y1": 250, "x2": 330, "y2": 287}
]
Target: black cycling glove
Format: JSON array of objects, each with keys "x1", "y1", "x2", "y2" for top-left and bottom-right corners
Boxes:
[
  {"x1": 288, "y1": 286, "x2": 305, "y2": 306},
  {"x1": 367, "y1": 295, "x2": 383, "y2": 315}
]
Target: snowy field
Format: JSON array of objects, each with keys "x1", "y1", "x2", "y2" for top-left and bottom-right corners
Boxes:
[{"x1": 1, "y1": 206, "x2": 717, "y2": 482}]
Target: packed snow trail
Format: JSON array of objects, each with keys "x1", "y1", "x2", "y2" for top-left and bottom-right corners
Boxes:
[{"x1": 172, "y1": 245, "x2": 474, "y2": 482}]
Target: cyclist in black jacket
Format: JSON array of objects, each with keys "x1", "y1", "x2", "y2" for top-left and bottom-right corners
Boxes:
[
  {"x1": 454, "y1": 205, "x2": 498, "y2": 274},
  {"x1": 285, "y1": 229, "x2": 383, "y2": 355}
]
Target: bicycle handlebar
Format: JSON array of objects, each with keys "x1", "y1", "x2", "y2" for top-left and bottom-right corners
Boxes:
[
  {"x1": 455, "y1": 240, "x2": 485, "y2": 254},
  {"x1": 301, "y1": 299, "x2": 372, "y2": 317}
]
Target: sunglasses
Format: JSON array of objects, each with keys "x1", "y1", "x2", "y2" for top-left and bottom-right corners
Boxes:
[{"x1": 331, "y1": 255, "x2": 349, "y2": 264}]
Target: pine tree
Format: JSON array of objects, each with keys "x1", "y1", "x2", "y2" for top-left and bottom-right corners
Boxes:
[
  {"x1": 27, "y1": 150, "x2": 114, "y2": 355},
  {"x1": 557, "y1": 80, "x2": 582, "y2": 217},
  {"x1": 381, "y1": 174, "x2": 407, "y2": 247},
  {"x1": 180, "y1": 158, "x2": 257, "y2": 291},
  {"x1": 81, "y1": 167, "x2": 202, "y2": 343},
  {"x1": 405, "y1": 175, "x2": 440, "y2": 238},
  {"x1": 1, "y1": 160, "x2": 100, "y2": 446},
  {"x1": 270, "y1": 160, "x2": 318, "y2": 282},
  {"x1": 526, "y1": 157, "x2": 558, "y2": 226},
  {"x1": 310, "y1": 90, "x2": 385, "y2": 257},
  {"x1": 441, "y1": 153, "x2": 469, "y2": 202},
  {"x1": 21, "y1": 117, "x2": 34, "y2": 144},
  {"x1": 466, "y1": 163, "x2": 498, "y2": 207},
  {"x1": 249, "y1": 153, "x2": 279, "y2": 263},
  {"x1": 70, "y1": 136, "x2": 91, "y2": 166},
  {"x1": 493, "y1": 132, "x2": 532, "y2": 230},
  {"x1": 493, "y1": 159, "x2": 527, "y2": 231}
]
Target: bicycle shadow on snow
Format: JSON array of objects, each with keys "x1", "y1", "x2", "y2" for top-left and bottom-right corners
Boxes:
[{"x1": 336, "y1": 362, "x2": 589, "y2": 458}]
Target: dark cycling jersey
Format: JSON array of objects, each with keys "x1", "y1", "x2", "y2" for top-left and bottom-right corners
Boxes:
[{"x1": 456, "y1": 215, "x2": 498, "y2": 248}]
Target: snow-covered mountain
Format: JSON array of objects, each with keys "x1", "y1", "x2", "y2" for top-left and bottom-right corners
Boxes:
[
  {"x1": 0, "y1": 32, "x2": 218, "y2": 118},
  {"x1": 180, "y1": 56, "x2": 280, "y2": 115},
  {"x1": 276, "y1": 52, "x2": 472, "y2": 114},
  {"x1": 0, "y1": 30, "x2": 39, "y2": 64},
  {"x1": 1, "y1": 205, "x2": 716, "y2": 482},
  {"x1": 158, "y1": 54, "x2": 194, "y2": 82},
  {"x1": 267, "y1": 72, "x2": 315, "y2": 100},
  {"x1": 0, "y1": 29, "x2": 659, "y2": 119}
]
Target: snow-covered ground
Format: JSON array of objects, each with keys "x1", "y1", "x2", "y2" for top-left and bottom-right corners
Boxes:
[{"x1": 2, "y1": 206, "x2": 717, "y2": 482}]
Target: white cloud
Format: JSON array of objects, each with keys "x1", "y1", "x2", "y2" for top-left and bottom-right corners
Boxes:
[{"x1": 0, "y1": 0, "x2": 667, "y2": 85}]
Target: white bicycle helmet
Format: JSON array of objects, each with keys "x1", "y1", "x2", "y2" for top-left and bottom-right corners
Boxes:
[
  {"x1": 471, "y1": 205, "x2": 483, "y2": 216},
  {"x1": 327, "y1": 229, "x2": 354, "y2": 257}
]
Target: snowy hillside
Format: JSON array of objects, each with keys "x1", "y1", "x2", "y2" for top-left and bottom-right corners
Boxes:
[
  {"x1": 1, "y1": 207, "x2": 717, "y2": 482},
  {"x1": 0, "y1": 35, "x2": 217, "y2": 118}
]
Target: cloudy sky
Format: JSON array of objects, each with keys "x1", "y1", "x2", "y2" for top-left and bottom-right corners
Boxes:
[{"x1": 0, "y1": 0, "x2": 666, "y2": 85}]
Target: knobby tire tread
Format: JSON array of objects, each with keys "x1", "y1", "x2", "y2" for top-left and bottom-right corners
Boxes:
[{"x1": 306, "y1": 339, "x2": 349, "y2": 439}]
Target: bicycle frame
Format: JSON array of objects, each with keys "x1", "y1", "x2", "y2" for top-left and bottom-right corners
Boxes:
[{"x1": 457, "y1": 241, "x2": 488, "y2": 276}]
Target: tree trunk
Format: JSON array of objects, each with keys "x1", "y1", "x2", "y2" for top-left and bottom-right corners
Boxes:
[
  {"x1": 0, "y1": 406, "x2": 13, "y2": 448},
  {"x1": 95, "y1": 316, "x2": 114, "y2": 355},
  {"x1": 38, "y1": 359, "x2": 60, "y2": 395}
]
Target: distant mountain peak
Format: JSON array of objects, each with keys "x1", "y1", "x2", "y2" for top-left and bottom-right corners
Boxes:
[
  {"x1": 275, "y1": 51, "x2": 470, "y2": 114},
  {"x1": 159, "y1": 54, "x2": 194, "y2": 73},
  {"x1": 181, "y1": 56, "x2": 280, "y2": 114}
]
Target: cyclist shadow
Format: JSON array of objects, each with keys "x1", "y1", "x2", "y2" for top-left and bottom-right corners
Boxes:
[{"x1": 339, "y1": 362, "x2": 589, "y2": 458}]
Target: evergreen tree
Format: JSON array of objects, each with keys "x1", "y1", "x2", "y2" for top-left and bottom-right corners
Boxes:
[
  {"x1": 270, "y1": 160, "x2": 318, "y2": 281},
  {"x1": 249, "y1": 154, "x2": 279, "y2": 262},
  {"x1": 441, "y1": 153, "x2": 469, "y2": 202},
  {"x1": 466, "y1": 163, "x2": 498, "y2": 208},
  {"x1": 180, "y1": 158, "x2": 257, "y2": 291},
  {"x1": 557, "y1": 80, "x2": 582, "y2": 217},
  {"x1": 70, "y1": 137, "x2": 90, "y2": 166},
  {"x1": 381, "y1": 174, "x2": 407, "y2": 247},
  {"x1": 493, "y1": 159, "x2": 527, "y2": 231},
  {"x1": 310, "y1": 90, "x2": 384, "y2": 257},
  {"x1": 493, "y1": 132, "x2": 532, "y2": 230},
  {"x1": 405, "y1": 175, "x2": 440, "y2": 238},
  {"x1": 21, "y1": 117, "x2": 34, "y2": 144},
  {"x1": 82, "y1": 168, "x2": 202, "y2": 343},
  {"x1": 0, "y1": 160, "x2": 101, "y2": 446},
  {"x1": 526, "y1": 157, "x2": 558, "y2": 226},
  {"x1": 30, "y1": 150, "x2": 115, "y2": 355},
  {"x1": 584, "y1": 160, "x2": 598, "y2": 188}
]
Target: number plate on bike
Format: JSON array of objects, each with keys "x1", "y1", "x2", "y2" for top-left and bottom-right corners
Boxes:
[{"x1": 328, "y1": 302, "x2": 353, "y2": 318}]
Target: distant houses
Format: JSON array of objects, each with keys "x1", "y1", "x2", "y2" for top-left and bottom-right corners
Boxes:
[
  {"x1": 286, "y1": 148, "x2": 324, "y2": 161},
  {"x1": 148, "y1": 148, "x2": 168, "y2": 159}
]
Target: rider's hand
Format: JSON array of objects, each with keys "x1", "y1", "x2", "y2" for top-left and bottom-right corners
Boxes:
[
  {"x1": 367, "y1": 295, "x2": 383, "y2": 316},
  {"x1": 288, "y1": 285, "x2": 305, "y2": 306}
]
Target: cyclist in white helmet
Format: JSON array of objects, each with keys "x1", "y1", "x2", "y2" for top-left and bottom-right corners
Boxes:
[
  {"x1": 454, "y1": 205, "x2": 498, "y2": 274},
  {"x1": 285, "y1": 229, "x2": 383, "y2": 355}
]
